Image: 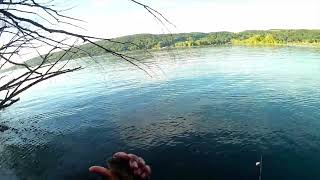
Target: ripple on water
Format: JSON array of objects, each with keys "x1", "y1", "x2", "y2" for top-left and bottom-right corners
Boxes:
[{"x1": 1, "y1": 46, "x2": 320, "y2": 180}]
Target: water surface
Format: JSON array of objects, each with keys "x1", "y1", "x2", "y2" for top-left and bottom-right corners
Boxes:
[{"x1": 1, "y1": 46, "x2": 320, "y2": 180}]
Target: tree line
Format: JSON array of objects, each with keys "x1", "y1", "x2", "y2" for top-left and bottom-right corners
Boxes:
[{"x1": 23, "y1": 29, "x2": 320, "y2": 66}]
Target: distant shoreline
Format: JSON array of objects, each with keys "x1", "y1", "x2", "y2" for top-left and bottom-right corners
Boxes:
[
  {"x1": 2, "y1": 43, "x2": 319, "y2": 73},
  {"x1": 3, "y1": 29, "x2": 320, "y2": 72}
]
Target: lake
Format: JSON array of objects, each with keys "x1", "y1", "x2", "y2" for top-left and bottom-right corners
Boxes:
[{"x1": 1, "y1": 46, "x2": 320, "y2": 180}]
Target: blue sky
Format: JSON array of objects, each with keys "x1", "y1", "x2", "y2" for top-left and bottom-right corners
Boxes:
[{"x1": 54, "y1": 0, "x2": 320, "y2": 38}]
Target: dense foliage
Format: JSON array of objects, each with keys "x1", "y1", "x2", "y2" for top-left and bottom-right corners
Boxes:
[{"x1": 26, "y1": 29, "x2": 320, "y2": 65}]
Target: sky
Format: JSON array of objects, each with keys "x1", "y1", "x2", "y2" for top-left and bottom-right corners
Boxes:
[
  {"x1": 62, "y1": 0, "x2": 320, "y2": 38},
  {"x1": 2, "y1": 0, "x2": 320, "y2": 65}
]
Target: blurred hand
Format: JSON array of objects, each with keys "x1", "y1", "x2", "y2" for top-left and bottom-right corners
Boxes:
[{"x1": 89, "y1": 152, "x2": 151, "y2": 180}]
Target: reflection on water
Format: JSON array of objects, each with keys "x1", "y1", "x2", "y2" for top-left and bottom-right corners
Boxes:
[{"x1": 1, "y1": 46, "x2": 320, "y2": 180}]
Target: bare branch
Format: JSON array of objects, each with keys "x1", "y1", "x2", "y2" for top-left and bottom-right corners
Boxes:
[{"x1": 0, "y1": 0, "x2": 172, "y2": 109}]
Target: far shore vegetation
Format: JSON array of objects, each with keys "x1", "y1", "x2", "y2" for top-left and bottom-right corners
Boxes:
[{"x1": 12, "y1": 29, "x2": 320, "y2": 68}]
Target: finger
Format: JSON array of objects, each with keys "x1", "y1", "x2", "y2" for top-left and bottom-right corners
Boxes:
[
  {"x1": 113, "y1": 152, "x2": 130, "y2": 160},
  {"x1": 141, "y1": 172, "x2": 147, "y2": 179},
  {"x1": 129, "y1": 159, "x2": 139, "y2": 169},
  {"x1": 137, "y1": 157, "x2": 145, "y2": 166},
  {"x1": 128, "y1": 154, "x2": 139, "y2": 161},
  {"x1": 144, "y1": 165, "x2": 151, "y2": 175},
  {"x1": 89, "y1": 166, "x2": 112, "y2": 177},
  {"x1": 133, "y1": 168, "x2": 142, "y2": 176}
]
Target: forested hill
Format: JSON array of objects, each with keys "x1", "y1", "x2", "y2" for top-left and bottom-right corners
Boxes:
[
  {"x1": 26, "y1": 29, "x2": 320, "y2": 65},
  {"x1": 82, "y1": 29, "x2": 320, "y2": 51}
]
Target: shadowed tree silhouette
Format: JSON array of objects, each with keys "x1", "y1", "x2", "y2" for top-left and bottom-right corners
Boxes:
[{"x1": 0, "y1": 0, "x2": 173, "y2": 110}]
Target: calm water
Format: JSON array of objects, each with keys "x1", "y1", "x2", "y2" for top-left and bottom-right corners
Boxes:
[{"x1": 1, "y1": 46, "x2": 320, "y2": 180}]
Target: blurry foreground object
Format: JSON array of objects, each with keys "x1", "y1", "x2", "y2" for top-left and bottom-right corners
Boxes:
[{"x1": 89, "y1": 152, "x2": 151, "y2": 180}]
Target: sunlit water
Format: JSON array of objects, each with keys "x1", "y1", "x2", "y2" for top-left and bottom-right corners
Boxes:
[{"x1": 1, "y1": 46, "x2": 320, "y2": 180}]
